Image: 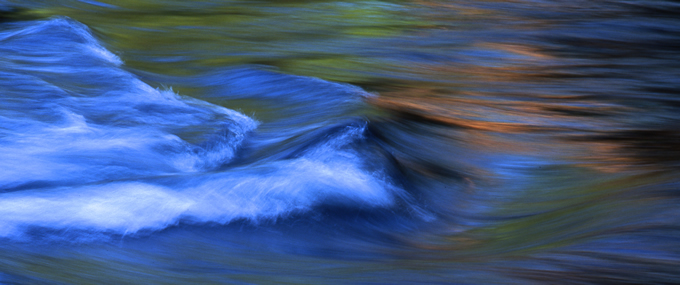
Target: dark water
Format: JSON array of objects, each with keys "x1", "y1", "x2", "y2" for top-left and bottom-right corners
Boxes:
[{"x1": 1, "y1": 0, "x2": 679, "y2": 284}]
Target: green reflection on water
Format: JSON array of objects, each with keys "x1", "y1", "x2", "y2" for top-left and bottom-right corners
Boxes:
[{"x1": 12, "y1": 0, "x2": 426, "y2": 83}]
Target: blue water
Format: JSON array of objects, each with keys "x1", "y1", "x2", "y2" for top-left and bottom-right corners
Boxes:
[
  {"x1": 1, "y1": 1, "x2": 680, "y2": 284},
  {"x1": 0, "y1": 18, "x2": 415, "y2": 237}
]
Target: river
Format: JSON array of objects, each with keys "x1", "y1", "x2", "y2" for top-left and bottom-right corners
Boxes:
[{"x1": 1, "y1": 0, "x2": 679, "y2": 283}]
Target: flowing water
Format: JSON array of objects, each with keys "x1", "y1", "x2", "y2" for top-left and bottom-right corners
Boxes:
[{"x1": 1, "y1": 0, "x2": 679, "y2": 284}]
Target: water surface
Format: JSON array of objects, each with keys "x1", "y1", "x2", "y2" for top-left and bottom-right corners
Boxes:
[{"x1": 1, "y1": 0, "x2": 679, "y2": 284}]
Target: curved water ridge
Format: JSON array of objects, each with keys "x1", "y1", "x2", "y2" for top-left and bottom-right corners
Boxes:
[
  {"x1": 0, "y1": 17, "x2": 412, "y2": 238},
  {"x1": 0, "y1": 124, "x2": 409, "y2": 238},
  {"x1": 0, "y1": 17, "x2": 258, "y2": 190}
]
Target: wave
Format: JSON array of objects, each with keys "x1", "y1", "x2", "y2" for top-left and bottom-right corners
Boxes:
[
  {"x1": 0, "y1": 17, "x2": 417, "y2": 239},
  {"x1": 0, "y1": 123, "x2": 413, "y2": 238},
  {"x1": 0, "y1": 17, "x2": 257, "y2": 190}
]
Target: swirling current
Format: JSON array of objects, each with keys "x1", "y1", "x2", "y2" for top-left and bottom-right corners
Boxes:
[{"x1": 1, "y1": 1, "x2": 679, "y2": 284}]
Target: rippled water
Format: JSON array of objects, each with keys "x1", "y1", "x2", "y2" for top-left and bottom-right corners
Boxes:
[{"x1": 1, "y1": 0, "x2": 679, "y2": 284}]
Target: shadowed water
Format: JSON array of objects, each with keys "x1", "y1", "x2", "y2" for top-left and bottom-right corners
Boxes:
[{"x1": 0, "y1": 0, "x2": 679, "y2": 284}]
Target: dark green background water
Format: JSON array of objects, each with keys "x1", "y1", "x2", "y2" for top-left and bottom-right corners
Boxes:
[{"x1": 1, "y1": 0, "x2": 680, "y2": 284}]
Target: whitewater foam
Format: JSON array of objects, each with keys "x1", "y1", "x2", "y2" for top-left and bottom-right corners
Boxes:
[
  {"x1": 0, "y1": 18, "x2": 412, "y2": 239},
  {"x1": 0, "y1": 17, "x2": 258, "y2": 190},
  {"x1": 0, "y1": 125, "x2": 405, "y2": 238}
]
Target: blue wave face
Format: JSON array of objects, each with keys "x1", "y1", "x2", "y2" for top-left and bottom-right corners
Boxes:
[
  {"x1": 0, "y1": 18, "x2": 258, "y2": 188},
  {"x1": 0, "y1": 124, "x2": 413, "y2": 238},
  {"x1": 0, "y1": 18, "x2": 416, "y2": 239}
]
